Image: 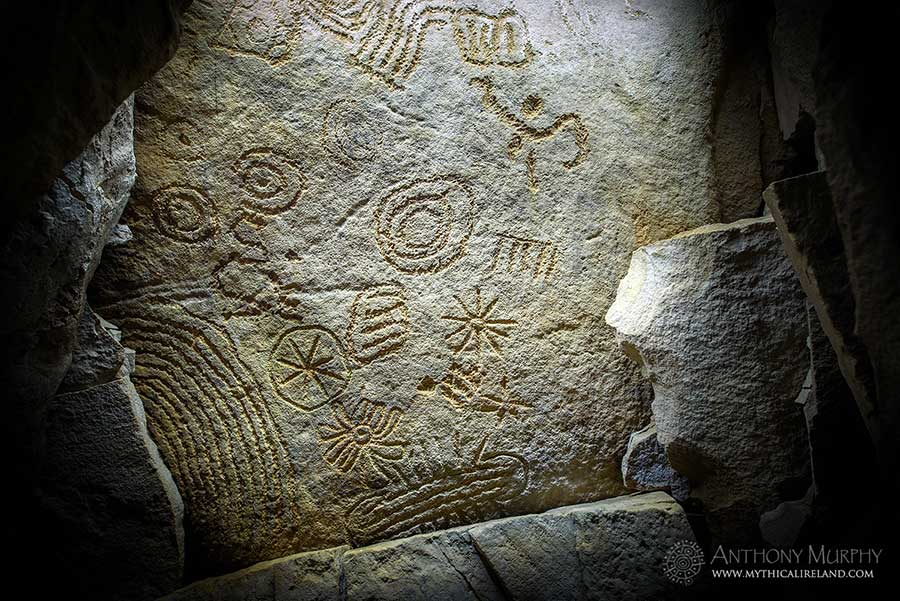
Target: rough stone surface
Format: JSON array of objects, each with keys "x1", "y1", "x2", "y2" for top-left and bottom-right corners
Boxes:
[
  {"x1": 41, "y1": 343, "x2": 185, "y2": 600},
  {"x1": 621, "y1": 423, "x2": 689, "y2": 501},
  {"x1": 343, "y1": 530, "x2": 503, "y2": 601},
  {"x1": 472, "y1": 492, "x2": 694, "y2": 600},
  {"x1": 803, "y1": 304, "x2": 875, "y2": 505},
  {"x1": 162, "y1": 492, "x2": 694, "y2": 601},
  {"x1": 91, "y1": 0, "x2": 733, "y2": 571},
  {"x1": 767, "y1": 0, "x2": 826, "y2": 143},
  {"x1": 2, "y1": 97, "x2": 136, "y2": 488},
  {"x1": 707, "y1": 1, "x2": 781, "y2": 221},
  {"x1": 164, "y1": 546, "x2": 346, "y2": 601},
  {"x1": 605, "y1": 217, "x2": 810, "y2": 542},
  {"x1": 57, "y1": 306, "x2": 126, "y2": 393},
  {"x1": 0, "y1": 0, "x2": 187, "y2": 229},
  {"x1": 763, "y1": 171, "x2": 877, "y2": 440}
]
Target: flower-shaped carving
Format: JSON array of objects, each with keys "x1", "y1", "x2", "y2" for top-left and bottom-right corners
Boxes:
[{"x1": 319, "y1": 399, "x2": 406, "y2": 478}]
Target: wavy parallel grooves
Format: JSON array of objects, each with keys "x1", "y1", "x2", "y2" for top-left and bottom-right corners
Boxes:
[
  {"x1": 353, "y1": 1, "x2": 453, "y2": 83},
  {"x1": 349, "y1": 459, "x2": 526, "y2": 542}
]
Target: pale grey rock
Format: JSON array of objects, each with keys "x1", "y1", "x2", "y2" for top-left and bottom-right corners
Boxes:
[
  {"x1": 2, "y1": 96, "x2": 136, "y2": 481},
  {"x1": 41, "y1": 366, "x2": 184, "y2": 600},
  {"x1": 622, "y1": 423, "x2": 689, "y2": 501},
  {"x1": 57, "y1": 305, "x2": 126, "y2": 393},
  {"x1": 606, "y1": 217, "x2": 810, "y2": 542},
  {"x1": 163, "y1": 492, "x2": 694, "y2": 601},
  {"x1": 163, "y1": 546, "x2": 347, "y2": 601},
  {"x1": 470, "y1": 492, "x2": 694, "y2": 600},
  {"x1": 344, "y1": 530, "x2": 503, "y2": 601},
  {"x1": 90, "y1": 0, "x2": 732, "y2": 571},
  {"x1": 468, "y1": 514, "x2": 578, "y2": 600}
]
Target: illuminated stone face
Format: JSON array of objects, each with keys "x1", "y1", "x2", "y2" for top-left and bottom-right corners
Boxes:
[{"x1": 93, "y1": 0, "x2": 722, "y2": 572}]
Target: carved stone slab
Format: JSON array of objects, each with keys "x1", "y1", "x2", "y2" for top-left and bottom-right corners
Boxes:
[{"x1": 92, "y1": 0, "x2": 724, "y2": 571}]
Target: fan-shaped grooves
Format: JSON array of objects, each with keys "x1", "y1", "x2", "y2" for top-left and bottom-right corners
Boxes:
[{"x1": 105, "y1": 298, "x2": 302, "y2": 564}]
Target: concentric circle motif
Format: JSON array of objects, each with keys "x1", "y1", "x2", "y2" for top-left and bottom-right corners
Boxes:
[
  {"x1": 151, "y1": 185, "x2": 215, "y2": 243},
  {"x1": 663, "y1": 539, "x2": 704, "y2": 586},
  {"x1": 233, "y1": 148, "x2": 306, "y2": 217},
  {"x1": 323, "y1": 98, "x2": 384, "y2": 166},
  {"x1": 374, "y1": 175, "x2": 477, "y2": 275}
]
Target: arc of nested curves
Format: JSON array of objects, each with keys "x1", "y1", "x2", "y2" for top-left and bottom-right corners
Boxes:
[
  {"x1": 304, "y1": 0, "x2": 382, "y2": 41},
  {"x1": 352, "y1": 1, "x2": 455, "y2": 86},
  {"x1": 109, "y1": 302, "x2": 301, "y2": 550}
]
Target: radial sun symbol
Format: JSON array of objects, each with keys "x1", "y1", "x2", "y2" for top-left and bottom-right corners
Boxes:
[{"x1": 441, "y1": 287, "x2": 518, "y2": 357}]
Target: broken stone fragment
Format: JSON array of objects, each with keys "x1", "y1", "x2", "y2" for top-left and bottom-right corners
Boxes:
[
  {"x1": 763, "y1": 171, "x2": 878, "y2": 442},
  {"x1": 56, "y1": 306, "x2": 126, "y2": 394},
  {"x1": 622, "y1": 423, "x2": 690, "y2": 501},
  {"x1": 606, "y1": 217, "x2": 810, "y2": 543}
]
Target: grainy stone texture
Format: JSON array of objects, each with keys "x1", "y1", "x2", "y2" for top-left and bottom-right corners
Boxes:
[
  {"x1": 57, "y1": 307, "x2": 127, "y2": 393},
  {"x1": 91, "y1": 0, "x2": 735, "y2": 572},
  {"x1": 472, "y1": 493, "x2": 694, "y2": 600},
  {"x1": 707, "y1": 1, "x2": 783, "y2": 221},
  {"x1": 621, "y1": 423, "x2": 689, "y2": 501},
  {"x1": 2, "y1": 97, "x2": 137, "y2": 487},
  {"x1": 164, "y1": 546, "x2": 346, "y2": 601},
  {"x1": 343, "y1": 530, "x2": 502, "y2": 601},
  {"x1": 605, "y1": 217, "x2": 810, "y2": 542},
  {"x1": 41, "y1": 315, "x2": 185, "y2": 600},
  {"x1": 163, "y1": 492, "x2": 694, "y2": 601}
]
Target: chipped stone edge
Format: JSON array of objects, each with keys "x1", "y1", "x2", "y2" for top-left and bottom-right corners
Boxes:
[{"x1": 162, "y1": 491, "x2": 690, "y2": 599}]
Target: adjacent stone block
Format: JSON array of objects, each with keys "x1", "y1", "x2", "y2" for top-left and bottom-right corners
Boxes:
[
  {"x1": 163, "y1": 492, "x2": 695, "y2": 601},
  {"x1": 343, "y1": 530, "x2": 502, "y2": 601},
  {"x1": 763, "y1": 171, "x2": 877, "y2": 440},
  {"x1": 42, "y1": 366, "x2": 185, "y2": 600},
  {"x1": 164, "y1": 547, "x2": 346, "y2": 601},
  {"x1": 606, "y1": 217, "x2": 810, "y2": 542},
  {"x1": 3, "y1": 96, "x2": 136, "y2": 467}
]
